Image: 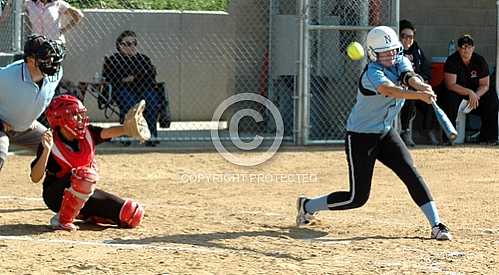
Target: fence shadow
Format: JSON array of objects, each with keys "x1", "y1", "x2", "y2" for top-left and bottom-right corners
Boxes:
[{"x1": 107, "y1": 226, "x2": 329, "y2": 261}]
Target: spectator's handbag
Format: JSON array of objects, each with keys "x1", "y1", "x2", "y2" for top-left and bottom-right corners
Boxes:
[{"x1": 155, "y1": 82, "x2": 172, "y2": 128}]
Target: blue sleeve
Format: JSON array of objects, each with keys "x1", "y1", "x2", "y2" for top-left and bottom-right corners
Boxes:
[
  {"x1": 366, "y1": 63, "x2": 391, "y2": 91},
  {"x1": 398, "y1": 56, "x2": 413, "y2": 73}
]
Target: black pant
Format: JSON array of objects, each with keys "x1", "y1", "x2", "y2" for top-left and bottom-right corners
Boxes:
[
  {"x1": 43, "y1": 176, "x2": 125, "y2": 224},
  {"x1": 439, "y1": 89, "x2": 499, "y2": 142},
  {"x1": 400, "y1": 100, "x2": 416, "y2": 130},
  {"x1": 325, "y1": 129, "x2": 434, "y2": 209}
]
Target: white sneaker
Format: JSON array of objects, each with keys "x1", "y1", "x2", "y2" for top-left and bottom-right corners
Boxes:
[
  {"x1": 296, "y1": 196, "x2": 318, "y2": 226},
  {"x1": 431, "y1": 223, "x2": 452, "y2": 240},
  {"x1": 50, "y1": 214, "x2": 78, "y2": 231}
]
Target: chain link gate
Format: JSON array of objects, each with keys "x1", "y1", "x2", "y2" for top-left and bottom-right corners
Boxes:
[
  {"x1": 300, "y1": 0, "x2": 399, "y2": 144},
  {"x1": 0, "y1": 0, "x2": 298, "y2": 147}
]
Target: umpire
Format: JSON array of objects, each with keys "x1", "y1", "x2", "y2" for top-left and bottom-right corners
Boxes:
[{"x1": 0, "y1": 34, "x2": 65, "y2": 171}]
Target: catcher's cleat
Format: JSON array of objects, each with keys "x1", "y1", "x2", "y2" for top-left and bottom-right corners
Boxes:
[
  {"x1": 296, "y1": 196, "x2": 319, "y2": 227},
  {"x1": 431, "y1": 223, "x2": 452, "y2": 241},
  {"x1": 50, "y1": 214, "x2": 78, "y2": 231}
]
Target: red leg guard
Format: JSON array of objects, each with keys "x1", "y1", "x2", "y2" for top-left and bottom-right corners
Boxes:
[
  {"x1": 58, "y1": 188, "x2": 86, "y2": 227},
  {"x1": 119, "y1": 199, "x2": 144, "y2": 228},
  {"x1": 56, "y1": 167, "x2": 97, "y2": 230}
]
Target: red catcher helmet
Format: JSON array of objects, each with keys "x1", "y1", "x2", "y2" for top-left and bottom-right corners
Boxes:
[{"x1": 46, "y1": 95, "x2": 89, "y2": 139}]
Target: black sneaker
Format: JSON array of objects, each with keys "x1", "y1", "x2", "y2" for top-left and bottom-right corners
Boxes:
[
  {"x1": 145, "y1": 141, "x2": 157, "y2": 147},
  {"x1": 120, "y1": 141, "x2": 131, "y2": 147}
]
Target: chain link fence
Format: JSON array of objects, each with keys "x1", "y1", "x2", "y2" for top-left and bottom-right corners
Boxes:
[
  {"x1": 1, "y1": 0, "x2": 398, "y2": 147},
  {"x1": 0, "y1": 0, "x2": 293, "y2": 147},
  {"x1": 0, "y1": 0, "x2": 22, "y2": 64},
  {"x1": 303, "y1": 0, "x2": 398, "y2": 143}
]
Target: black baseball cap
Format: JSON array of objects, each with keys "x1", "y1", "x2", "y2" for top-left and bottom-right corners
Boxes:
[
  {"x1": 399, "y1": 19, "x2": 415, "y2": 32},
  {"x1": 457, "y1": 34, "x2": 474, "y2": 47},
  {"x1": 24, "y1": 34, "x2": 49, "y2": 56}
]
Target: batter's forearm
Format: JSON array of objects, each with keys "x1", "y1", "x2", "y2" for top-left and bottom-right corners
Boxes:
[
  {"x1": 407, "y1": 75, "x2": 426, "y2": 91},
  {"x1": 378, "y1": 84, "x2": 423, "y2": 101}
]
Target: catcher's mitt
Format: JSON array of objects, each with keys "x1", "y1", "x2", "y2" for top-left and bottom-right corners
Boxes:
[{"x1": 124, "y1": 100, "x2": 151, "y2": 142}]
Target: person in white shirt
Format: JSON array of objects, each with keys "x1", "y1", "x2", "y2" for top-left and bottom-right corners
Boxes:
[{"x1": 25, "y1": 0, "x2": 83, "y2": 44}]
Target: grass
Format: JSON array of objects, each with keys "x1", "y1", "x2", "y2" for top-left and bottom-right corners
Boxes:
[{"x1": 67, "y1": 0, "x2": 230, "y2": 10}]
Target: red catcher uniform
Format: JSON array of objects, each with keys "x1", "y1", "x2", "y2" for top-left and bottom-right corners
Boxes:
[{"x1": 31, "y1": 95, "x2": 143, "y2": 231}]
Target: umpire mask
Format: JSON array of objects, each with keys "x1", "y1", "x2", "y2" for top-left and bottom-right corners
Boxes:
[{"x1": 24, "y1": 35, "x2": 66, "y2": 77}]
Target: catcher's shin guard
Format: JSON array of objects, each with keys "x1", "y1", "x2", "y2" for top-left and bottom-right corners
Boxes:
[
  {"x1": 56, "y1": 167, "x2": 98, "y2": 231},
  {"x1": 119, "y1": 199, "x2": 144, "y2": 228},
  {"x1": 56, "y1": 189, "x2": 86, "y2": 231}
]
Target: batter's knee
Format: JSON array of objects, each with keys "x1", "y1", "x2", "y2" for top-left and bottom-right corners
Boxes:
[
  {"x1": 351, "y1": 192, "x2": 370, "y2": 208},
  {"x1": 330, "y1": 191, "x2": 370, "y2": 210},
  {"x1": 0, "y1": 158, "x2": 4, "y2": 171}
]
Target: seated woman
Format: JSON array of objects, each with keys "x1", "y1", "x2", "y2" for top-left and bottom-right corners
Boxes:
[
  {"x1": 102, "y1": 30, "x2": 161, "y2": 146},
  {"x1": 30, "y1": 95, "x2": 145, "y2": 231}
]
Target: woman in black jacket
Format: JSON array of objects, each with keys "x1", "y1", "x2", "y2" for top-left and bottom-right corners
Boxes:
[
  {"x1": 102, "y1": 30, "x2": 161, "y2": 146},
  {"x1": 399, "y1": 20, "x2": 438, "y2": 145}
]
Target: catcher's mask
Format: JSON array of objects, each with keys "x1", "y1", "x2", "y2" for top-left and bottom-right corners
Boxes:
[
  {"x1": 24, "y1": 34, "x2": 65, "y2": 78},
  {"x1": 46, "y1": 95, "x2": 89, "y2": 140}
]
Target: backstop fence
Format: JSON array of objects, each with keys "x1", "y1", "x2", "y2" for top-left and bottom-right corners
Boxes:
[{"x1": 0, "y1": 0, "x2": 398, "y2": 146}]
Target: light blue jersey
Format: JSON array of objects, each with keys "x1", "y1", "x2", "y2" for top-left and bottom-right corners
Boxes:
[
  {"x1": 346, "y1": 55, "x2": 413, "y2": 134},
  {"x1": 0, "y1": 60, "x2": 62, "y2": 131}
]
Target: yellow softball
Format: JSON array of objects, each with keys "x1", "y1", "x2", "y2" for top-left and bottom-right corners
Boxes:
[{"x1": 346, "y1": 41, "x2": 365, "y2": 61}]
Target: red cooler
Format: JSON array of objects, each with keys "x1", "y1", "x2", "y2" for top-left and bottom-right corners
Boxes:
[{"x1": 431, "y1": 56, "x2": 447, "y2": 88}]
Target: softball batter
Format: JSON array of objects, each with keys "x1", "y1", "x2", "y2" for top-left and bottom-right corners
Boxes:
[{"x1": 296, "y1": 26, "x2": 452, "y2": 240}]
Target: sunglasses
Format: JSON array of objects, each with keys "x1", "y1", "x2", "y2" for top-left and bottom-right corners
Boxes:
[
  {"x1": 459, "y1": 45, "x2": 473, "y2": 50},
  {"x1": 120, "y1": 41, "x2": 137, "y2": 47},
  {"x1": 400, "y1": 33, "x2": 414, "y2": 39}
]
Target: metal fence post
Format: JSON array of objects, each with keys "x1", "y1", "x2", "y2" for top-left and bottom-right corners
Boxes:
[
  {"x1": 296, "y1": 0, "x2": 306, "y2": 145},
  {"x1": 12, "y1": 0, "x2": 22, "y2": 52}
]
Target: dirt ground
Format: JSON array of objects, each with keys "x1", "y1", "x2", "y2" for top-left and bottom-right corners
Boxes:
[{"x1": 0, "y1": 146, "x2": 498, "y2": 274}]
